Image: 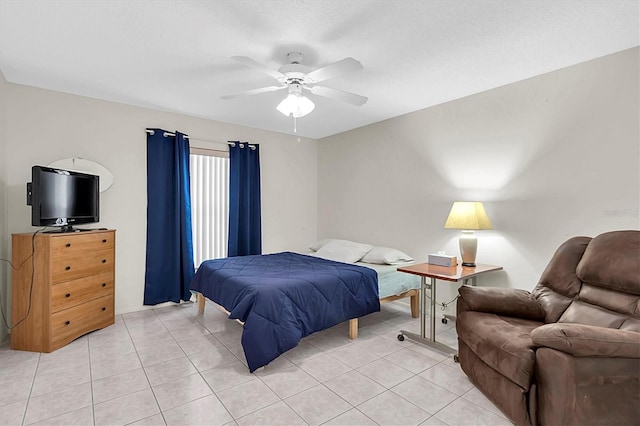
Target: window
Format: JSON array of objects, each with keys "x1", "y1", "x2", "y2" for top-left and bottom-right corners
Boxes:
[{"x1": 190, "y1": 148, "x2": 229, "y2": 267}]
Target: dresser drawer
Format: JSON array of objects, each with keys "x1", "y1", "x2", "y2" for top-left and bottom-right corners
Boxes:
[
  {"x1": 51, "y1": 271, "x2": 114, "y2": 313},
  {"x1": 51, "y1": 249, "x2": 114, "y2": 283},
  {"x1": 50, "y1": 294, "x2": 114, "y2": 349},
  {"x1": 50, "y1": 232, "x2": 115, "y2": 260}
]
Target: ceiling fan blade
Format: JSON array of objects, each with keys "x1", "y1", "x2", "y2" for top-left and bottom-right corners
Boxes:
[
  {"x1": 306, "y1": 57, "x2": 363, "y2": 83},
  {"x1": 309, "y1": 85, "x2": 368, "y2": 106},
  {"x1": 221, "y1": 85, "x2": 286, "y2": 100},
  {"x1": 231, "y1": 56, "x2": 285, "y2": 80}
]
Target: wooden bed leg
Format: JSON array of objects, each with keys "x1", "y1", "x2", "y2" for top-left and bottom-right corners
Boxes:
[
  {"x1": 197, "y1": 292, "x2": 205, "y2": 315},
  {"x1": 410, "y1": 292, "x2": 420, "y2": 318},
  {"x1": 349, "y1": 318, "x2": 358, "y2": 339}
]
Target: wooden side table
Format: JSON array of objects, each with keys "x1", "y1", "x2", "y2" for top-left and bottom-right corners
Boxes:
[{"x1": 396, "y1": 263, "x2": 502, "y2": 358}]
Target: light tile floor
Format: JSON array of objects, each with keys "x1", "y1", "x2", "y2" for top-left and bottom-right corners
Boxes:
[{"x1": 0, "y1": 300, "x2": 514, "y2": 426}]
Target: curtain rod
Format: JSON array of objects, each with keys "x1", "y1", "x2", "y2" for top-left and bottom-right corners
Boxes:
[{"x1": 145, "y1": 130, "x2": 256, "y2": 149}]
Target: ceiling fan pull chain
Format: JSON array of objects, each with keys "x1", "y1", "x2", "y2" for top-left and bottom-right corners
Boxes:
[{"x1": 293, "y1": 116, "x2": 297, "y2": 133}]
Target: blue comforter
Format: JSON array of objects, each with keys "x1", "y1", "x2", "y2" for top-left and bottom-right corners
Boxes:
[{"x1": 190, "y1": 252, "x2": 380, "y2": 372}]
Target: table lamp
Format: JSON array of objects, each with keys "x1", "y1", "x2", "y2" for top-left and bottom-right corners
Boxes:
[{"x1": 444, "y1": 201, "x2": 492, "y2": 267}]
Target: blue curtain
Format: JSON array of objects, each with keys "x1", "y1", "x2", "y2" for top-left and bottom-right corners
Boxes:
[
  {"x1": 228, "y1": 142, "x2": 262, "y2": 256},
  {"x1": 144, "y1": 129, "x2": 195, "y2": 304}
]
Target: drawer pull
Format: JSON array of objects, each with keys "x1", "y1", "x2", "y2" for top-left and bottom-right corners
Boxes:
[
  {"x1": 65, "y1": 320, "x2": 70, "y2": 325},
  {"x1": 65, "y1": 293, "x2": 71, "y2": 298},
  {"x1": 102, "y1": 239, "x2": 107, "y2": 243},
  {"x1": 65, "y1": 243, "x2": 71, "y2": 248},
  {"x1": 102, "y1": 259, "x2": 107, "y2": 264},
  {"x1": 102, "y1": 283, "x2": 106, "y2": 287},
  {"x1": 65, "y1": 266, "x2": 71, "y2": 271},
  {"x1": 102, "y1": 307, "x2": 106, "y2": 311}
]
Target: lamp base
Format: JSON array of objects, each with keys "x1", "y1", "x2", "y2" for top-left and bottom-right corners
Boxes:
[{"x1": 459, "y1": 230, "x2": 478, "y2": 267}]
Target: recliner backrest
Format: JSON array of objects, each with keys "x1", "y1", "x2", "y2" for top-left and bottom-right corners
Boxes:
[{"x1": 532, "y1": 230, "x2": 640, "y2": 330}]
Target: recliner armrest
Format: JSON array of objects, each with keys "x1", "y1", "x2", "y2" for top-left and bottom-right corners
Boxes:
[
  {"x1": 531, "y1": 323, "x2": 640, "y2": 358},
  {"x1": 457, "y1": 285, "x2": 546, "y2": 320}
]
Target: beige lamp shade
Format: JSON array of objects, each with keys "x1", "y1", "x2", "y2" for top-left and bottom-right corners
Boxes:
[
  {"x1": 444, "y1": 202, "x2": 492, "y2": 230},
  {"x1": 444, "y1": 202, "x2": 492, "y2": 267}
]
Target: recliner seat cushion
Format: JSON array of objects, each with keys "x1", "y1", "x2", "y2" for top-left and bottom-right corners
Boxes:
[{"x1": 456, "y1": 311, "x2": 543, "y2": 389}]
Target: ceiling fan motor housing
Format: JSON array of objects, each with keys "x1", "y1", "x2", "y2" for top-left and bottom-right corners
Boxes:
[
  {"x1": 277, "y1": 52, "x2": 312, "y2": 84},
  {"x1": 287, "y1": 52, "x2": 303, "y2": 64}
]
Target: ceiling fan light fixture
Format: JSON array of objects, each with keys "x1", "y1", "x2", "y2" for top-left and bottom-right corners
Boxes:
[{"x1": 276, "y1": 93, "x2": 315, "y2": 118}]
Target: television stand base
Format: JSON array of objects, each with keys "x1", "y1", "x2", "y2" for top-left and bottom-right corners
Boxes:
[{"x1": 43, "y1": 225, "x2": 92, "y2": 233}]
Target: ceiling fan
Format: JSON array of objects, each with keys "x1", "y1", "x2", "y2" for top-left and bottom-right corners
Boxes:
[{"x1": 222, "y1": 52, "x2": 368, "y2": 118}]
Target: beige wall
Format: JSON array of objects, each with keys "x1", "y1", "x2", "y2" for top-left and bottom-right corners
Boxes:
[
  {"x1": 2, "y1": 81, "x2": 318, "y2": 319},
  {"x1": 0, "y1": 72, "x2": 8, "y2": 344},
  {"x1": 318, "y1": 48, "x2": 640, "y2": 310}
]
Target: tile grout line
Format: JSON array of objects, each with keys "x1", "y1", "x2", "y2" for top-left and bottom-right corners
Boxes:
[
  {"x1": 177, "y1": 306, "x2": 236, "y2": 423},
  {"x1": 459, "y1": 387, "x2": 510, "y2": 421},
  {"x1": 123, "y1": 311, "x2": 168, "y2": 425},
  {"x1": 19, "y1": 352, "x2": 41, "y2": 426},
  {"x1": 87, "y1": 337, "x2": 96, "y2": 426}
]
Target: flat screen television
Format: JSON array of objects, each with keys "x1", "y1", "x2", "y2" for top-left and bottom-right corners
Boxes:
[{"x1": 27, "y1": 165, "x2": 100, "y2": 232}]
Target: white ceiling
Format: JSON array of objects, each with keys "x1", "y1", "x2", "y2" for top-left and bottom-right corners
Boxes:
[{"x1": 1, "y1": 0, "x2": 638, "y2": 139}]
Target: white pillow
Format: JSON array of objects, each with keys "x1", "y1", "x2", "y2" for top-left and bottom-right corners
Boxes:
[
  {"x1": 313, "y1": 240, "x2": 373, "y2": 263},
  {"x1": 360, "y1": 246, "x2": 414, "y2": 265},
  {"x1": 308, "y1": 238, "x2": 337, "y2": 252}
]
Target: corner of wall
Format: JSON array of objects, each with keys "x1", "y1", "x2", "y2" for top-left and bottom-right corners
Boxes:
[{"x1": 0, "y1": 70, "x2": 9, "y2": 345}]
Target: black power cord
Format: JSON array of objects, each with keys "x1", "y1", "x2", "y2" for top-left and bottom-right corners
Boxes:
[
  {"x1": 439, "y1": 295, "x2": 459, "y2": 311},
  {"x1": 423, "y1": 293, "x2": 459, "y2": 311},
  {"x1": 0, "y1": 229, "x2": 44, "y2": 330}
]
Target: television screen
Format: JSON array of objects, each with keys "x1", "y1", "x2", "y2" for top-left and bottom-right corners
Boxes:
[{"x1": 29, "y1": 166, "x2": 100, "y2": 230}]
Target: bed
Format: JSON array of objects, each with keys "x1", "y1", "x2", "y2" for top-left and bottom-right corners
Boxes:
[
  {"x1": 190, "y1": 251, "x2": 382, "y2": 372},
  {"x1": 194, "y1": 260, "x2": 420, "y2": 334},
  {"x1": 191, "y1": 240, "x2": 421, "y2": 371}
]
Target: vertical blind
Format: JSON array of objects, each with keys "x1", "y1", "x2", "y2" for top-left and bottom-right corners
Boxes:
[{"x1": 190, "y1": 151, "x2": 229, "y2": 267}]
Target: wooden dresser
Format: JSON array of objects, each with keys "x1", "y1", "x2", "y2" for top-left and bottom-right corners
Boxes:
[{"x1": 11, "y1": 229, "x2": 115, "y2": 352}]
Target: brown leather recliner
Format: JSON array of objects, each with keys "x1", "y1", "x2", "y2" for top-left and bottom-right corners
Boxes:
[{"x1": 456, "y1": 230, "x2": 640, "y2": 426}]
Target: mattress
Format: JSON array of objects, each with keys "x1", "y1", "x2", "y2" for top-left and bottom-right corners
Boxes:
[{"x1": 357, "y1": 262, "x2": 421, "y2": 298}]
